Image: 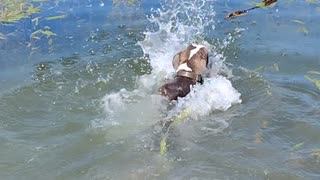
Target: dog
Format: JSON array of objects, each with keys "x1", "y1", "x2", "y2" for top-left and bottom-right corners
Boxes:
[{"x1": 159, "y1": 44, "x2": 209, "y2": 101}]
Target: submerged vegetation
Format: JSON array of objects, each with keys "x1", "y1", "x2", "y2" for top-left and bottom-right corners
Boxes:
[
  {"x1": 0, "y1": 0, "x2": 41, "y2": 23},
  {"x1": 305, "y1": 71, "x2": 320, "y2": 90},
  {"x1": 0, "y1": 0, "x2": 140, "y2": 23},
  {"x1": 113, "y1": 0, "x2": 141, "y2": 6}
]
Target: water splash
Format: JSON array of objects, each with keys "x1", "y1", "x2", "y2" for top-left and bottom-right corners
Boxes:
[
  {"x1": 175, "y1": 76, "x2": 242, "y2": 119},
  {"x1": 139, "y1": 0, "x2": 216, "y2": 75},
  {"x1": 98, "y1": 0, "x2": 241, "y2": 131}
]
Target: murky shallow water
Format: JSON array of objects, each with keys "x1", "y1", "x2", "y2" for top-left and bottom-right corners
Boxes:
[{"x1": 0, "y1": 0, "x2": 320, "y2": 179}]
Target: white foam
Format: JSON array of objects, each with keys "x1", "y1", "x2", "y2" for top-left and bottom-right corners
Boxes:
[
  {"x1": 97, "y1": 0, "x2": 242, "y2": 132},
  {"x1": 102, "y1": 89, "x2": 128, "y2": 118},
  {"x1": 175, "y1": 76, "x2": 242, "y2": 119}
]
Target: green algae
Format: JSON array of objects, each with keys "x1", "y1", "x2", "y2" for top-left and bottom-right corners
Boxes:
[
  {"x1": 312, "y1": 149, "x2": 320, "y2": 163},
  {"x1": 45, "y1": 14, "x2": 66, "y2": 21},
  {"x1": 160, "y1": 109, "x2": 190, "y2": 155},
  {"x1": 31, "y1": 28, "x2": 57, "y2": 38},
  {"x1": 305, "y1": 75, "x2": 320, "y2": 90},
  {"x1": 0, "y1": 0, "x2": 40, "y2": 23},
  {"x1": 290, "y1": 142, "x2": 304, "y2": 152}
]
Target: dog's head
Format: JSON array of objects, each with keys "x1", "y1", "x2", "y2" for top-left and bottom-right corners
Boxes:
[
  {"x1": 172, "y1": 44, "x2": 209, "y2": 74},
  {"x1": 158, "y1": 44, "x2": 209, "y2": 101}
]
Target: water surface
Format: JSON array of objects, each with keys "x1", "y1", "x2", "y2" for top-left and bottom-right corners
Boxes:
[{"x1": 0, "y1": 0, "x2": 320, "y2": 179}]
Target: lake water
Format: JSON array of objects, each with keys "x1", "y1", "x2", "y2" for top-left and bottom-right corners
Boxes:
[{"x1": 0, "y1": 0, "x2": 320, "y2": 179}]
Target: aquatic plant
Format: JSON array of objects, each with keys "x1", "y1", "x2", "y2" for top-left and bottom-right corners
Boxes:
[
  {"x1": 254, "y1": 63, "x2": 280, "y2": 72},
  {"x1": 305, "y1": 71, "x2": 320, "y2": 90},
  {"x1": 159, "y1": 109, "x2": 190, "y2": 155},
  {"x1": 0, "y1": 0, "x2": 41, "y2": 23},
  {"x1": 31, "y1": 26, "x2": 57, "y2": 38},
  {"x1": 45, "y1": 14, "x2": 66, "y2": 21},
  {"x1": 291, "y1": 19, "x2": 309, "y2": 35},
  {"x1": 113, "y1": 0, "x2": 141, "y2": 6},
  {"x1": 0, "y1": 32, "x2": 6, "y2": 40},
  {"x1": 312, "y1": 149, "x2": 320, "y2": 163},
  {"x1": 0, "y1": 0, "x2": 139, "y2": 23},
  {"x1": 290, "y1": 142, "x2": 304, "y2": 152}
]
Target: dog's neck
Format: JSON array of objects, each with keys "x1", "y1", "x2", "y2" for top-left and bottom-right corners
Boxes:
[
  {"x1": 176, "y1": 70, "x2": 203, "y2": 84},
  {"x1": 175, "y1": 61, "x2": 203, "y2": 84}
]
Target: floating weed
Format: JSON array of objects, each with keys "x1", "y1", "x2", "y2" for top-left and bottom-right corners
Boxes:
[
  {"x1": 0, "y1": 0, "x2": 40, "y2": 23},
  {"x1": 45, "y1": 14, "x2": 66, "y2": 21},
  {"x1": 305, "y1": 0, "x2": 319, "y2": 3},
  {"x1": 291, "y1": 19, "x2": 305, "y2": 24},
  {"x1": 291, "y1": 19, "x2": 309, "y2": 35},
  {"x1": 317, "y1": 7, "x2": 320, "y2": 12},
  {"x1": 273, "y1": 63, "x2": 280, "y2": 71},
  {"x1": 250, "y1": 2, "x2": 266, "y2": 8},
  {"x1": 255, "y1": 66, "x2": 265, "y2": 72},
  {"x1": 160, "y1": 137, "x2": 167, "y2": 155},
  {"x1": 304, "y1": 70, "x2": 320, "y2": 90},
  {"x1": 31, "y1": 16, "x2": 41, "y2": 26},
  {"x1": 128, "y1": 0, "x2": 136, "y2": 5},
  {"x1": 285, "y1": 0, "x2": 296, "y2": 3},
  {"x1": 305, "y1": 75, "x2": 320, "y2": 90},
  {"x1": 113, "y1": 0, "x2": 139, "y2": 6},
  {"x1": 32, "y1": 0, "x2": 49, "y2": 2},
  {"x1": 266, "y1": 89, "x2": 272, "y2": 95},
  {"x1": 31, "y1": 27, "x2": 57, "y2": 38},
  {"x1": 290, "y1": 142, "x2": 304, "y2": 152},
  {"x1": 0, "y1": 33, "x2": 6, "y2": 40},
  {"x1": 254, "y1": 63, "x2": 279, "y2": 72},
  {"x1": 260, "y1": 120, "x2": 270, "y2": 128},
  {"x1": 48, "y1": 38, "x2": 53, "y2": 45},
  {"x1": 255, "y1": 131, "x2": 263, "y2": 144},
  {"x1": 171, "y1": 110, "x2": 190, "y2": 126},
  {"x1": 311, "y1": 149, "x2": 320, "y2": 163},
  {"x1": 254, "y1": 121, "x2": 270, "y2": 144},
  {"x1": 26, "y1": 4, "x2": 40, "y2": 14},
  {"x1": 250, "y1": 0, "x2": 277, "y2": 8},
  {"x1": 307, "y1": 70, "x2": 320, "y2": 75},
  {"x1": 297, "y1": 26, "x2": 309, "y2": 35},
  {"x1": 160, "y1": 109, "x2": 191, "y2": 155}
]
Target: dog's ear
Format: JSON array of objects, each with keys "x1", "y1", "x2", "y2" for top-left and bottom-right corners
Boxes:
[
  {"x1": 172, "y1": 45, "x2": 194, "y2": 70},
  {"x1": 199, "y1": 47, "x2": 209, "y2": 67},
  {"x1": 172, "y1": 53, "x2": 180, "y2": 70}
]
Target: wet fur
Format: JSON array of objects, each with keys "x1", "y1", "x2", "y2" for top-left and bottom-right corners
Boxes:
[
  {"x1": 159, "y1": 44, "x2": 209, "y2": 101},
  {"x1": 159, "y1": 76, "x2": 195, "y2": 101}
]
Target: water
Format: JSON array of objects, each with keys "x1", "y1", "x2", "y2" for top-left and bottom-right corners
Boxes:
[{"x1": 0, "y1": 0, "x2": 320, "y2": 179}]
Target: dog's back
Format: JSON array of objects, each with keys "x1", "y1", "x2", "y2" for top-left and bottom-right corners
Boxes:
[{"x1": 159, "y1": 44, "x2": 209, "y2": 101}]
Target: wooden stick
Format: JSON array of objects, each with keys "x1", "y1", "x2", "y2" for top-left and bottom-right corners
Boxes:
[{"x1": 226, "y1": 0, "x2": 277, "y2": 20}]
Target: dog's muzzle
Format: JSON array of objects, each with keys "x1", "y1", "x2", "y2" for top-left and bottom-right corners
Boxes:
[{"x1": 176, "y1": 70, "x2": 204, "y2": 84}]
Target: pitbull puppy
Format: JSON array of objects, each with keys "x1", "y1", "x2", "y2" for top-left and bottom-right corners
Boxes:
[{"x1": 159, "y1": 44, "x2": 209, "y2": 101}]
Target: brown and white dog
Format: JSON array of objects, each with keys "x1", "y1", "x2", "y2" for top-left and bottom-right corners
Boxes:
[{"x1": 159, "y1": 44, "x2": 209, "y2": 101}]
